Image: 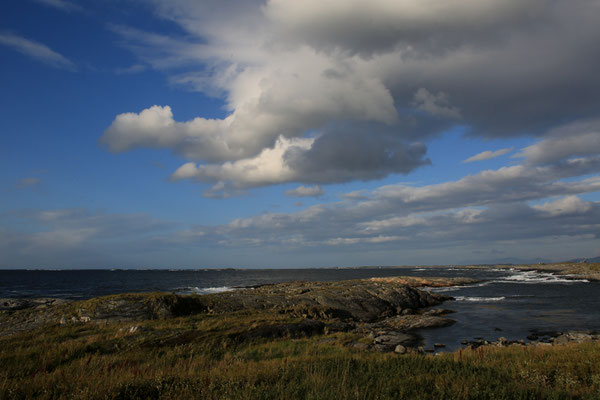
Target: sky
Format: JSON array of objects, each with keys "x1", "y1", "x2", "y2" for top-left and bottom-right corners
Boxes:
[{"x1": 1, "y1": 0, "x2": 599, "y2": 269}]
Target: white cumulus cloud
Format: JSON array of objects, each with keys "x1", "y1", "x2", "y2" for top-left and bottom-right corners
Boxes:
[{"x1": 100, "y1": 0, "x2": 600, "y2": 195}]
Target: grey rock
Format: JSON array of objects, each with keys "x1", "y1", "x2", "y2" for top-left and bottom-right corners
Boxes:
[
  {"x1": 380, "y1": 315, "x2": 455, "y2": 331},
  {"x1": 373, "y1": 331, "x2": 417, "y2": 352},
  {"x1": 394, "y1": 344, "x2": 407, "y2": 354},
  {"x1": 0, "y1": 298, "x2": 70, "y2": 311},
  {"x1": 352, "y1": 342, "x2": 370, "y2": 350}
]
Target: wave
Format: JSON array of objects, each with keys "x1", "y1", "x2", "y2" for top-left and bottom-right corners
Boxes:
[
  {"x1": 429, "y1": 281, "x2": 492, "y2": 293},
  {"x1": 175, "y1": 286, "x2": 234, "y2": 295},
  {"x1": 429, "y1": 286, "x2": 461, "y2": 292},
  {"x1": 494, "y1": 270, "x2": 589, "y2": 284},
  {"x1": 454, "y1": 296, "x2": 506, "y2": 302}
]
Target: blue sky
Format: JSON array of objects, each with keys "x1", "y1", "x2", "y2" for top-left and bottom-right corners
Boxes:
[{"x1": 1, "y1": 0, "x2": 599, "y2": 268}]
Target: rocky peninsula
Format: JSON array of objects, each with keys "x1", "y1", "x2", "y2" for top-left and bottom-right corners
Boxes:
[{"x1": 0, "y1": 276, "x2": 478, "y2": 351}]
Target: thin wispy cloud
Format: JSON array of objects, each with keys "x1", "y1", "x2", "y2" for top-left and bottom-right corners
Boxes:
[
  {"x1": 463, "y1": 147, "x2": 514, "y2": 163},
  {"x1": 0, "y1": 33, "x2": 76, "y2": 70},
  {"x1": 284, "y1": 185, "x2": 324, "y2": 198}
]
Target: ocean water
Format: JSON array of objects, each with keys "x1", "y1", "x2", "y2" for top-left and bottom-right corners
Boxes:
[{"x1": 1, "y1": 267, "x2": 598, "y2": 350}]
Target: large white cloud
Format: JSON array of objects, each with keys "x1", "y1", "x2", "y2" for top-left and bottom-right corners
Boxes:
[{"x1": 100, "y1": 0, "x2": 600, "y2": 193}]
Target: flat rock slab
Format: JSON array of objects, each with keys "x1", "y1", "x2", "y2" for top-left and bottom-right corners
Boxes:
[
  {"x1": 377, "y1": 315, "x2": 456, "y2": 331},
  {"x1": 0, "y1": 298, "x2": 71, "y2": 311},
  {"x1": 369, "y1": 277, "x2": 480, "y2": 288}
]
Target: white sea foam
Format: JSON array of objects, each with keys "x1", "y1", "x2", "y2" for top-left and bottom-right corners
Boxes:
[
  {"x1": 454, "y1": 296, "x2": 506, "y2": 302},
  {"x1": 429, "y1": 281, "x2": 492, "y2": 293},
  {"x1": 496, "y1": 270, "x2": 588, "y2": 284},
  {"x1": 429, "y1": 286, "x2": 461, "y2": 293},
  {"x1": 177, "y1": 286, "x2": 234, "y2": 295}
]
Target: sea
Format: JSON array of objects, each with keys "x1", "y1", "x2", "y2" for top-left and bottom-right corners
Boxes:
[{"x1": 1, "y1": 267, "x2": 598, "y2": 351}]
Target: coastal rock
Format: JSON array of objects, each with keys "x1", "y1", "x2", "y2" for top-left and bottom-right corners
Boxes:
[
  {"x1": 0, "y1": 276, "x2": 470, "y2": 337},
  {"x1": 379, "y1": 315, "x2": 455, "y2": 331},
  {"x1": 373, "y1": 331, "x2": 417, "y2": 352},
  {"x1": 188, "y1": 278, "x2": 455, "y2": 323},
  {"x1": 352, "y1": 342, "x2": 370, "y2": 350},
  {"x1": 368, "y1": 277, "x2": 480, "y2": 287},
  {"x1": 552, "y1": 332, "x2": 595, "y2": 344},
  {"x1": 394, "y1": 344, "x2": 407, "y2": 354},
  {"x1": 485, "y1": 262, "x2": 600, "y2": 281},
  {"x1": 459, "y1": 330, "x2": 600, "y2": 350},
  {"x1": 0, "y1": 298, "x2": 70, "y2": 311}
]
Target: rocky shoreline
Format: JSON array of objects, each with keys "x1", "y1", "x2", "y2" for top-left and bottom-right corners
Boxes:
[
  {"x1": 1, "y1": 274, "x2": 598, "y2": 356},
  {"x1": 463, "y1": 262, "x2": 600, "y2": 281}
]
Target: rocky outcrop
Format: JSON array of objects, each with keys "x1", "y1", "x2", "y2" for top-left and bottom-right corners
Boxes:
[
  {"x1": 368, "y1": 277, "x2": 479, "y2": 287},
  {"x1": 371, "y1": 331, "x2": 418, "y2": 352},
  {"x1": 0, "y1": 276, "x2": 472, "y2": 340},
  {"x1": 0, "y1": 298, "x2": 72, "y2": 336},
  {"x1": 476, "y1": 262, "x2": 600, "y2": 281},
  {"x1": 0, "y1": 298, "x2": 70, "y2": 311},
  {"x1": 202, "y1": 278, "x2": 453, "y2": 322},
  {"x1": 461, "y1": 330, "x2": 600, "y2": 350},
  {"x1": 374, "y1": 314, "x2": 455, "y2": 331}
]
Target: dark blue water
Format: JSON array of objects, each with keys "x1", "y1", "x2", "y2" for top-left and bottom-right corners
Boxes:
[{"x1": 1, "y1": 267, "x2": 598, "y2": 350}]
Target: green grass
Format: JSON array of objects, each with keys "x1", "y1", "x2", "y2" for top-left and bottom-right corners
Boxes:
[{"x1": 2, "y1": 309, "x2": 600, "y2": 400}]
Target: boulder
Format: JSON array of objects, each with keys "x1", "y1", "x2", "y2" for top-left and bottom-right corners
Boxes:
[
  {"x1": 394, "y1": 344, "x2": 407, "y2": 354},
  {"x1": 373, "y1": 331, "x2": 418, "y2": 352}
]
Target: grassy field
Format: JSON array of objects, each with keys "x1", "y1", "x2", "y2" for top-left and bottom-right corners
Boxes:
[{"x1": 2, "y1": 309, "x2": 600, "y2": 399}]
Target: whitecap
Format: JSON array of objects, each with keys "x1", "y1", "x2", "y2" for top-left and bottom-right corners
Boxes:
[
  {"x1": 496, "y1": 270, "x2": 588, "y2": 284},
  {"x1": 454, "y1": 296, "x2": 506, "y2": 302},
  {"x1": 175, "y1": 286, "x2": 234, "y2": 295},
  {"x1": 429, "y1": 281, "x2": 492, "y2": 293}
]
